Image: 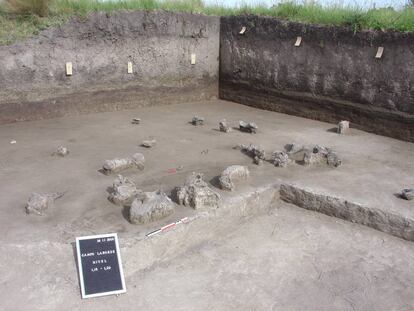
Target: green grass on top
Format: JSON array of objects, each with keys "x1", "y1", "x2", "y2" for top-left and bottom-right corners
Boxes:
[{"x1": 1, "y1": 0, "x2": 414, "y2": 45}]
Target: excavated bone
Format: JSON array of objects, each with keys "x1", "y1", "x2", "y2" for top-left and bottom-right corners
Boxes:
[
  {"x1": 102, "y1": 153, "x2": 145, "y2": 175},
  {"x1": 327, "y1": 151, "x2": 342, "y2": 167},
  {"x1": 141, "y1": 138, "x2": 157, "y2": 148},
  {"x1": 272, "y1": 151, "x2": 290, "y2": 167},
  {"x1": 239, "y1": 121, "x2": 258, "y2": 133},
  {"x1": 108, "y1": 175, "x2": 141, "y2": 206},
  {"x1": 175, "y1": 172, "x2": 220, "y2": 210},
  {"x1": 26, "y1": 192, "x2": 64, "y2": 215},
  {"x1": 192, "y1": 116, "x2": 204, "y2": 126},
  {"x1": 239, "y1": 144, "x2": 265, "y2": 165},
  {"x1": 338, "y1": 120, "x2": 350, "y2": 134},
  {"x1": 401, "y1": 189, "x2": 414, "y2": 201},
  {"x1": 284, "y1": 143, "x2": 303, "y2": 154},
  {"x1": 129, "y1": 190, "x2": 175, "y2": 224},
  {"x1": 219, "y1": 165, "x2": 250, "y2": 191},
  {"x1": 219, "y1": 119, "x2": 231, "y2": 133},
  {"x1": 55, "y1": 146, "x2": 69, "y2": 157}
]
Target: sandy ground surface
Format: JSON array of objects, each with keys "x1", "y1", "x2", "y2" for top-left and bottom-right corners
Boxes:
[{"x1": 0, "y1": 99, "x2": 413, "y2": 310}]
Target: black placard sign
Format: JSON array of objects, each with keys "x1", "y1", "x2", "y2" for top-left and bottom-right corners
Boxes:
[{"x1": 76, "y1": 233, "x2": 126, "y2": 299}]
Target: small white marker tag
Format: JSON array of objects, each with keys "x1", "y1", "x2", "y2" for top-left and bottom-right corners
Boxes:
[
  {"x1": 239, "y1": 26, "x2": 246, "y2": 34},
  {"x1": 375, "y1": 47, "x2": 384, "y2": 59},
  {"x1": 294, "y1": 36, "x2": 302, "y2": 47},
  {"x1": 127, "y1": 62, "x2": 133, "y2": 74},
  {"x1": 65, "y1": 62, "x2": 72, "y2": 76},
  {"x1": 191, "y1": 53, "x2": 196, "y2": 65}
]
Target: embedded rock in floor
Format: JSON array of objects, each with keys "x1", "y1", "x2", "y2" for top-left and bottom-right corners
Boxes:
[
  {"x1": 192, "y1": 116, "x2": 204, "y2": 126},
  {"x1": 26, "y1": 192, "x2": 64, "y2": 215},
  {"x1": 129, "y1": 190, "x2": 175, "y2": 224},
  {"x1": 272, "y1": 151, "x2": 290, "y2": 167},
  {"x1": 303, "y1": 145, "x2": 342, "y2": 168},
  {"x1": 401, "y1": 189, "x2": 414, "y2": 201},
  {"x1": 108, "y1": 175, "x2": 141, "y2": 206},
  {"x1": 102, "y1": 153, "x2": 145, "y2": 175},
  {"x1": 219, "y1": 165, "x2": 250, "y2": 191},
  {"x1": 338, "y1": 120, "x2": 350, "y2": 134},
  {"x1": 219, "y1": 119, "x2": 231, "y2": 133},
  {"x1": 239, "y1": 120, "x2": 258, "y2": 134},
  {"x1": 175, "y1": 172, "x2": 220, "y2": 209},
  {"x1": 141, "y1": 138, "x2": 157, "y2": 148},
  {"x1": 55, "y1": 146, "x2": 69, "y2": 157},
  {"x1": 284, "y1": 143, "x2": 303, "y2": 154},
  {"x1": 239, "y1": 144, "x2": 265, "y2": 165},
  {"x1": 327, "y1": 151, "x2": 342, "y2": 167}
]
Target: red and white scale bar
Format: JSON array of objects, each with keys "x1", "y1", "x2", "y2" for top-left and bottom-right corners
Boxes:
[{"x1": 146, "y1": 217, "x2": 189, "y2": 237}]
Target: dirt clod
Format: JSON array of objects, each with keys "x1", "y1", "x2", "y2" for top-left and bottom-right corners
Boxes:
[{"x1": 26, "y1": 192, "x2": 64, "y2": 215}]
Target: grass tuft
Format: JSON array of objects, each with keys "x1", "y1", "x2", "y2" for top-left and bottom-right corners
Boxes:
[{"x1": 1, "y1": 0, "x2": 414, "y2": 45}]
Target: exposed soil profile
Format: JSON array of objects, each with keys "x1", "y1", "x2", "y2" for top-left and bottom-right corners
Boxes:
[{"x1": 219, "y1": 15, "x2": 414, "y2": 142}]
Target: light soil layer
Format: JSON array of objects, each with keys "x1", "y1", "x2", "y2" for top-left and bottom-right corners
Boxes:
[
  {"x1": 0, "y1": 99, "x2": 413, "y2": 309},
  {"x1": 1, "y1": 204, "x2": 414, "y2": 310}
]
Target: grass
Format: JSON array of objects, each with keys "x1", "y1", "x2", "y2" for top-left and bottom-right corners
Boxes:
[{"x1": 1, "y1": 0, "x2": 414, "y2": 45}]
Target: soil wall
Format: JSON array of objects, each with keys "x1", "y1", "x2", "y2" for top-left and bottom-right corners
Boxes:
[
  {"x1": 0, "y1": 11, "x2": 220, "y2": 123},
  {"x1": 219, "y1": 16, "x2": 414, "y2": 142}
]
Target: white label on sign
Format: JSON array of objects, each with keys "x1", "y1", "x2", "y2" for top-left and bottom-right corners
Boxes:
[
  {"x1": 66, "y1": 62, "x2": 73, "y2": 76},
  {"x1": 127, "y1": 62, "x2": 133, "y2": 74},
  {"x1": 294, "y1": 36, "x2": 302, "y2": 47}
]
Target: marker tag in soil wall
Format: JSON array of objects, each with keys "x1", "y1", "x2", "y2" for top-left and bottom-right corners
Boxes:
[
  {"x1": 239, "y1": 26, "x2": 246, "y2": 34},
  {"x1": 66, "y1": 62, "x2": 73, "y2": 76},
  {"x1": 76, "y1": 233, "x2": 126, "y2": 299},
  {"x1": 375, "y1": 47, "x2": 384, "y2": 59},
  {"x1": 191, "y1": 53, "x2": 196, "y2": 65},
  {"x1": 294, "y1": 37, "x2": 302, "y2": 47},
  {"x1": 127, "y1": 62, "x2": 133, "y2": 74}
]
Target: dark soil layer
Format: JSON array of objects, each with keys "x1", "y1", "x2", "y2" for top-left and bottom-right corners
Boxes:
[
  {"x1": 219, "y1": 15, "x2": 414, "y2": 142},
  {"x1": 0, "y1": 10, "x2": 220, "y2": 123}
]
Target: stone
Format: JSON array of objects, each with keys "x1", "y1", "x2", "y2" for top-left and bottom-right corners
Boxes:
[
  {"x1": 102, "y1": 153, "x2": 145, "y2": 175},
  {"x1": 132, "y1": 118, "x2": 141, "y2": 124},
  {"x1": 239, "y1": 120, "x2": 258, "y2": 133},
  {"x1": 219, "y1": 165, "x2": 250, "y2": 191},
  {"x1": 401, "y1": 189, "x2": 414, "y2": 201},
  {"x1": 284, "y1": 143, "x2": 303, "y2": 154},
  {"x1": 129, "y1": 190, "x2": 175, "y2": 224},
  {"x1": 338, "y1": 120, "x2": 350, "y2": 134},
  {"x1": 175, "y1": 172, "x2": 220, "y2": 210},
  {"x1": 219, "y1": 119, "x2": 231, "y2": 133},
  {"x1": 272, "y1": 151, "x2": 290, "y2": 167},
  {"x1": 327, "y1": 151, "x2": 342, "y2": 168},
  {"x1": 26, "y1": 192, "x2": 64, "y2": 215},
  {"x1": 239, "y1": 144, "x2": 265, "y2": 165},
  {"x1": 55, "y1": 146, "x2": 69, "y2": 157},
  {"x1": 141, "y1": 138, "x2": 156, "y2": 148},
  {"x1": 192, "y1": 116, "x2": 204, "y2": 126},
  {"x1": 108, "y1": 175, "x2": 141, "y2": 206}
]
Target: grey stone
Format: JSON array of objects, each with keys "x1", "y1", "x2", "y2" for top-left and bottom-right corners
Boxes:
[
  {"x1": 141, "y1": 138, "x2": 157, "y2": 148},
  {"x1": 239, "y1": 144, "x2": 265, "y2": 165},
  {"x1": 272, "y1": 151, "x2": 290, "y2": 167},
  {"x1": 129, "y1": 190, "x2": 175, "y2": 224},
  {"x1": 103, "y1": 153, "x2": 145, "y2": 175},
  {"x1": 55, "y1": 146, "x2": 69, "y2": 157},
  {"x1": 219, "y1": 165, "x2": 250, "y2": 191},
  {"x1": 175, "y1": 172, "x2": 220, "y2": 210},
  {"x1": 327, "y1": 151, "x2": 342, "y2": 167},
  {"x1": 303, "y1": 150, "x2": 326, "y2": 166},
  {"x1": 26, "y1": 192, "x2": 64, "y2": 215},
  {"x1": 401, "y1": 189, "x2": 414, "y2": 201},
  {"x1": 284, "y1": 143, "x2": 303, "y2": 154},
  {"x1": 338, "y1": 120, "x2": 350, "y2": 134},
  {"x1": 219, "y1": 119, "x2": 231, "y2": 133},
  {"x1": 108, "y1": 175, "x2": 141, "y2": 206},
  {"x1": 132, "y1": 118, "x2": 141, "y2": 124},
  {"x1": 192, "y1": 116, "x2": 204, "y2": 126},
  {"x1": 239, "y1": 120, "x2": 258, "y2": 133}
]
